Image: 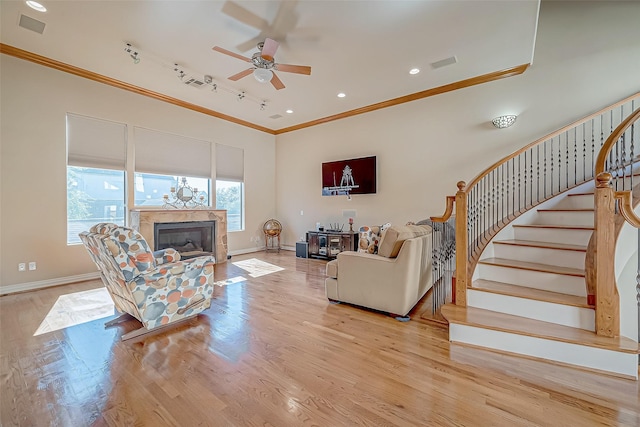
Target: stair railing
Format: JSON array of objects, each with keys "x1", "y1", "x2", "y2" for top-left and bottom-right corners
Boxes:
[
  {"x1": 436, "y1": 93, "x2": 639, "y2": 307},
  {"x1": 593, "y1": 106, "x2": 640, "y2": 337}
]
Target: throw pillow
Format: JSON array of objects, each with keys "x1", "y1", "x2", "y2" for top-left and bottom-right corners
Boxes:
[{"x1": 358, "y1": 223, "x2": 391, "y2": 254}]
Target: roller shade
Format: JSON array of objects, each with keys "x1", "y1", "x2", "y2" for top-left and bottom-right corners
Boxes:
[
  {"x1": 134, "y1": 127, "x2": 212, "y2": 178},
  {"x1": 67, "y1": 113, "x2": 126, "y2": 170},
  {"x1": 216, "y1": 143, "x2": 244, "y2": 182}
]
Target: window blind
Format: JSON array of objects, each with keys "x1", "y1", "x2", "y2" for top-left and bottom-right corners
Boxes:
[
  {"x1": 134, "y1": 127, "x2": 212, "y2": 178},
  {"x1": 67, "y1": 113, "x2": 127, "y2": 170},
  {"x1": 216, "y1": 143, "x2": 244, "y2": 182}
]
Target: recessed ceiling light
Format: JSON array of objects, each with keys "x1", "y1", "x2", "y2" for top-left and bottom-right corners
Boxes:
[
  {"x1": 409, "y1": 68, "x2": 420, "y2": 75},
  {"x1": 26, "y1": 1, "x2": 46, "y2": 12},
  {"x1": 337, "y1": 93, "x2": 346, "y2": 98},
  {"x1": 286, "y1": 109, "x2": 293, "y2": 114}
]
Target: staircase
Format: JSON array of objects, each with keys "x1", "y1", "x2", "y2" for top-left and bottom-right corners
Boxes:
[
  {"x1": 442, "y1": 181, "x2": 638, "y2": 379},
  {"x1": 437, "y1": 93, "x2": 640, "y2": 380}
]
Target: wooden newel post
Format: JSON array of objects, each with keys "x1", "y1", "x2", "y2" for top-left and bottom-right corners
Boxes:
[
  {"x1": 594, "y1": 172, "x2": 619, "y2": 337},
  {"x1": 455, "y1": 181, "x2": 468, "y2": 307}
]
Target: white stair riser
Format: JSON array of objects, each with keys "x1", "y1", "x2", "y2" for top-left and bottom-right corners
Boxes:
[
  {"x1": 448, "y1": 324, "x2": 638, "y2": 379},
  {"x1": 468, "y1": 289, "x2": 594, "y2": 330},
  {"x1": 513, "y1": 226, "x2": 592, "y2": 246},
  {"x1": 492, "y1": 244, "x2": 585, "y2": 270},
  {"x1": 477, "y1": 264, "x2": 586, "y2": 296},
  {"x1": 534, "y1": 210, "x2": 594, "y2": 227},
  {"x1": 556, "y1": 195, "x2": 594, "y2": 210}
]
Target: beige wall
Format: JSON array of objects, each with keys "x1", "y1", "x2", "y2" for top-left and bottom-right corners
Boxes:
[
  {"x1": 275, "y1": 0, "x2": 640, "y2": 246},
  {"x1": 0, "y1": 55, "x2": 276, "y2": 290},
  {"x1": 1, "y1": 1, "x2": 639, "y2": 292}
]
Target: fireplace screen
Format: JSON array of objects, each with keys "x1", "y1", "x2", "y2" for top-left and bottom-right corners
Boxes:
[{"x1": 154, "y1": 221, "x2": 216, "y2": 259}]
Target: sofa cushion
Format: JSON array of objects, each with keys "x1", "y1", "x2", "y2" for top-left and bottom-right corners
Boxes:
[
  {"x1": 377, "y1": 224, "x2": 431, "y2": 258},
  {"x1": 326, "y1": 259, "x2": 339, "y2": 278},
  {"x1": 357, "y1": 223, "x2": 391, "y2": 254}
]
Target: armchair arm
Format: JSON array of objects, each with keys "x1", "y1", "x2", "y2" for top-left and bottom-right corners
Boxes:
[
  {"x1": 129, "y1": 255, "x2": 216, "y2": 329},
  {"x1": 153, "y1": 248, "x2": 181, "y2": 265}
]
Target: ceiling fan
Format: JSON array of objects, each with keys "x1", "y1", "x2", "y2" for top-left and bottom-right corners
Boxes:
[{"x1": 212, "y1": 38, "x2": 311, "y2": 90}]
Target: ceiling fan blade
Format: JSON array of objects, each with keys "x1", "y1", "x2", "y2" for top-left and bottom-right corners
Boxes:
[
  {"x1": 237, "y1": 36, "x2": 263, "y2": 53},
  {"x1": 270, "y1": 0, "x2": 299, "y2": 39},
  {"x1": 213, "y1": 46, "x2": 252, "y2": 63},
  {"x1": 228, "y1": 68, "x2": 254, "y2": 81},
  {"x1": 270, "y1": 72, "x2": 285, "y2": 90},
  {"x1": 221, "y1": 1, "x2": 269, "y2": 31},
  {"x1": 275, "y1": 63, "x2": 311, "y2": 75},
  {"x1": 261, "y1": 38, "x2": 280, "y2": 62}
]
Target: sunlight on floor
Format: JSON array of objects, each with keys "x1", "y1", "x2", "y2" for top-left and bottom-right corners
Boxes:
[
  {"x1": 232, "y1": 258, "x2": 284, "y2": 278},
  {"x1": 34, "y1": 287, "x2": 114, "y2": 336},
  {"x1": 214, "y1": 275, "x2": 247, "y2": 286}
]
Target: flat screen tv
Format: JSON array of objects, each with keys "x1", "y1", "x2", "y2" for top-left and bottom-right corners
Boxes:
[{"x1": 322, "y1": 156, "x2": 376, "y2": 196}]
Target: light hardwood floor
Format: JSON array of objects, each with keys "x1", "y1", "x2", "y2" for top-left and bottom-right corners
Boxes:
[{"x1": 1, "y1": 251, "x2": 638, "y2": 426}]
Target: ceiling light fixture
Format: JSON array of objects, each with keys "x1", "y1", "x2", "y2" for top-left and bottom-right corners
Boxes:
[
  {"x1": 286, "y1": 109, "x2": 293, "y2": 114},
  {"x1": 26, "y1": 1, "x2": 46, "y2": 12},
  {"x1": 409, "y1": 68, "x2": 420, "y2": 75},
  {"x1": 253, "y1": 68, "x2": 273, "y2": 84},
  {"x1": 124, "y1": 43, "x2": 140, "y2": 64},
  {"x1": 492, "y1": 115, "x2": 517, "y2": 129},
  {"x1": 337, "y1": 92, "x2": 346, "y2": 98}
]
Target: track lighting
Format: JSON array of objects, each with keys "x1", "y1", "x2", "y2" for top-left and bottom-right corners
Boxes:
[
  {"x1": 124, "y1": 43, "x2": 140, "y2": 64},
  {"x1": 237, "y1": 91, "x2": 245, "y2": 101},
  {"x1": 260, "y1": 100, "x2": 267, "y2": 110}
]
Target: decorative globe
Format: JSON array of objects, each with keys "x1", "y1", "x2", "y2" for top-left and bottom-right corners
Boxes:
[{"x1": 263, "y1": 219, "x2": 282, "y2": 236}]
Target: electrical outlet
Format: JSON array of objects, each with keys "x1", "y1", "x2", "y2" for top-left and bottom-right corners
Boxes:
[
  {"x1": 18, "y1": 263, "x2": 26, "y2": 272},
  {"x1": 28, "y1": 262, "x2": 37, "y2": 271}
]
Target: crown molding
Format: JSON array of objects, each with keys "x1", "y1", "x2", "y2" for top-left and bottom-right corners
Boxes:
[{"x1": 1, "y1": 43, "x2": 529, "y2": 136}]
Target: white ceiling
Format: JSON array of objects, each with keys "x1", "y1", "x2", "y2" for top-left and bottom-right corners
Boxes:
[{"x1": 0, "y1": 0, "x2": 540, "y2": 131}]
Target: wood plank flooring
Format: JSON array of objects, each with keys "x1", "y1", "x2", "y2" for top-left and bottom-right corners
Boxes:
[{"x1": 1, "y1": 251, "x2": 639, "y2": 426}]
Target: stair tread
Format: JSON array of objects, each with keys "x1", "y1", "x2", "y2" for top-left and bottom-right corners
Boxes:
[
  {"x1": 471, "y1": 279, "x2": 591, "y2": 307},
  {"x1": 479, "y1": 257, "x2": 585, "y2": 277},
  {"x1": 493, "y1": 239, "x2": 587, "y2": 252},
  {"x1": 537, "y1": 208, "x2": 594, "y2": 212},
  {"x1": 513, "y1": 224, "x2": 594, "y2": 230},
  {"x1": 441, "y1": 304, "x2": 638, "y2": 354},
  {"x1": 567, "y1": 192, "x2": 594, "y2": 196}
]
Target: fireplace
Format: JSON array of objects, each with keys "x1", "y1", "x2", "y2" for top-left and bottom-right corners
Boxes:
[{"x1": 154, "y1": 221, "x2": 216, "y2": 259}]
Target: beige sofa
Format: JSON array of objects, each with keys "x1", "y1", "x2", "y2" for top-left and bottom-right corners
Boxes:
[{"x1": 324, "y1": 225, "x2": 433, "y2": 318}]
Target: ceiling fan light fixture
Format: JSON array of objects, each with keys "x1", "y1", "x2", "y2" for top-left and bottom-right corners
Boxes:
[{"x1": 253, "y1": 68, "x2": 273, "y2": 84}]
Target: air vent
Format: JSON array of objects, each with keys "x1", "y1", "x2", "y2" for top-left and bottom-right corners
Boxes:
[
  {"x1": 19, "y1": 14, "x2": 46, "y2": 34},
  {"x1": 430, "y1": 56, "x2": 458, "y2": 69},
  {"x1": 183, "y1": 77, "x2": 206, "y2": 88},
  {"x1": 269, "y1": 114, "x2": 283, "y2": 119}
]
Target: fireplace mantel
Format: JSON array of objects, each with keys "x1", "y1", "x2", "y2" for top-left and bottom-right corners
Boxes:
[{"x1": 129, "y1": 209, "x2": 228, "y2": 263}]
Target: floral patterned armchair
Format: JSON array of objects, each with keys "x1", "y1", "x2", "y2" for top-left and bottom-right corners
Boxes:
[{"x1": 79, "y1": 223, "x2": 215, "y2": 340}]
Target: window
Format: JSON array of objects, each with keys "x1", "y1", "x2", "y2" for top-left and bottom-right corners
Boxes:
[
  {"x1": 67, "y1": 114, "x2": 126, "y2": 244},
  {"x1": 216, "y1": 144, "x2": 244, "y2": 232},
  {"x1": 216, "y1": 180, "x2": 243, "y2": 231},
  {"x1": 67, "y1": 167, "x2": 125, "y2": 244},
  {"x1": 134, "y1": 173, "x2": 210, "y2": 207}
]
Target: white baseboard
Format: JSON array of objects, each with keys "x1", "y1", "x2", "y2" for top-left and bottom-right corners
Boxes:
[
  {"x1": 0, "y1": 272, "x2": 101, "y2": 295},
  {"x1": 228, "y1": 246, "x2": 295, "y2": 257}
]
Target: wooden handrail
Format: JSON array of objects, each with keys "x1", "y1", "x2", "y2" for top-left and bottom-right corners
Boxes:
[
  {"x1": 595, "y1": 106, "x2": 640, "y2": 175},
  {"x1": 614, "y1": 191, "x2": 640, "y2": 228},
  {"x1": 430, "y1": 196, "x2": 455, "y2": 223},
  {"x1": 466, "y1": 93, "x2": 640, "y2": 193}
]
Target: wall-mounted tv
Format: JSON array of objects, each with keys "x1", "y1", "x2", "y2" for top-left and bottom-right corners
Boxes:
[{"x1": 322, "y1": 156, "x2": 376, "y2": 196}]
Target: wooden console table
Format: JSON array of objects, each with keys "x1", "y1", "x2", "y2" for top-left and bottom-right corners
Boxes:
[{"x1": 306, "y1": 230, "x2": 358, "y2": 260}]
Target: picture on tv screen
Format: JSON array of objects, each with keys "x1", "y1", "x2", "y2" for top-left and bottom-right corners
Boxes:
[{"x1": 322, "y1": 156, "x2": 376, "y2": 196}]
